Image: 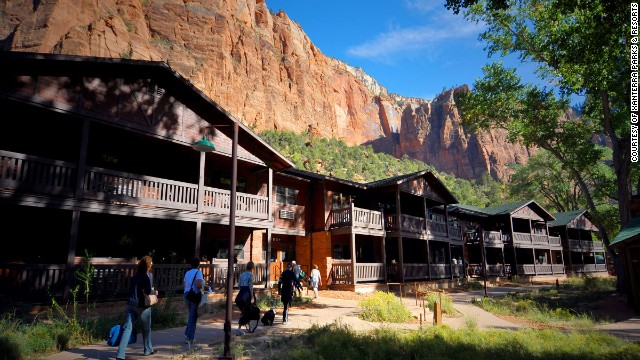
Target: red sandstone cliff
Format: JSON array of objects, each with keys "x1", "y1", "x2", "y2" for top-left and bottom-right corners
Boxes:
[{"x1": 0, "y1": 0, "x2": 534, "y2": 181}]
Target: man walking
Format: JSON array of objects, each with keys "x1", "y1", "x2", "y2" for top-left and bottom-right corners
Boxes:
[{"x1": 278, "y1": 263, "x2": 299, "y2": 324}]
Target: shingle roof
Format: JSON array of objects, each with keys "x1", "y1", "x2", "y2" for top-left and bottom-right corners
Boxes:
[
  {"x1": 447, "y1": 203, "x2": 489, "y2": 217},
  {"x1": 610, "y1": 216, "x2": 640, "y2": 248},
  {"x1": 548, "y1": 210, "x2": 587, "y2": 227}
]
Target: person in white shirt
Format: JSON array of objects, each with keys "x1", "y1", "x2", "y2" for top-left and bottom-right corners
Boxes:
[{"x1": 309, "y1": 264, "x2": 322, "y2": 298}]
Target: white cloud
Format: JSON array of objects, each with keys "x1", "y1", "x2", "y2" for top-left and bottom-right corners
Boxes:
[{"x1": 347, "y1": 6, "x2": 483, "y2": 62}]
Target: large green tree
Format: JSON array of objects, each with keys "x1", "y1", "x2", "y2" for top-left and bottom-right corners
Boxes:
[{"x1": 446, "y1": 0, "x2": 633, "y2": 286}]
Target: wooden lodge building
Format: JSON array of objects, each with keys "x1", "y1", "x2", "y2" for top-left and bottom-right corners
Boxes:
[{"x1": 0, "y1": 52, "x2": 609, "y2": 302}]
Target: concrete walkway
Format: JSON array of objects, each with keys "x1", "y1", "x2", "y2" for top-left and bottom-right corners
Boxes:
[{"x1": 40, "y1": 285, "x2": 639, "y2": 360}]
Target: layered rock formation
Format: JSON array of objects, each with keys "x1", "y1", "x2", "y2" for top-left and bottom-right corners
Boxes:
[{"x1": 0, "y1": 0, "x2": 534, "y2": 181}]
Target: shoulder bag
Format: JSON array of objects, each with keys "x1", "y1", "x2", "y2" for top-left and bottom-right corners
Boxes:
[{"x1": 186, "y1": 270, "x2": 202, "y2": 304}]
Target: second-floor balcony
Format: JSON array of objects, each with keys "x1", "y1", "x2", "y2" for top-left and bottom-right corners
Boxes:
[
  {"x1": 512, "y1": 232, "x2": 562, "y2": 247},
  {"x1": 328, "y1": 205, "x2": 384, "y2": 235},
  {"x1": 0, "y1": 150, "x2": 269, "y2": 220},
  {"x1": 567, "y1": 239, "x2": 605, "y2": 251},
  {"x1": 385, "y1": 214, "x2": 449, "y2": 239}
]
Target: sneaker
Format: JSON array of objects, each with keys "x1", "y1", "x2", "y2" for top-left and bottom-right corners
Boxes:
[{"x1": 235, "y1": 329, "x2": 244, "y2": 336}]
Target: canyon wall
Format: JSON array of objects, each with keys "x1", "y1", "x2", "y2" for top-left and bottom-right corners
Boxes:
[{"x1": 0, "y1": 0, "x2": 535, "y2": 181}]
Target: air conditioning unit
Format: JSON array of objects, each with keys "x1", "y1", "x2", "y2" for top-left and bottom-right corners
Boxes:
[{"x1": 279, "y1": 209, "x2": 294, "y2": 220}]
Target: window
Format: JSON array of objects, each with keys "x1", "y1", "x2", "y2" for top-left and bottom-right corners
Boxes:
[
  {"x1": 276, "y1": 186, "x2": 297, "y2": 205},
  {"x1": 333, "y1": 244, "x2": 351, "y2": 260},
  {"x1": 331, "y1": 192, "x2": 350, "y2": 209}
]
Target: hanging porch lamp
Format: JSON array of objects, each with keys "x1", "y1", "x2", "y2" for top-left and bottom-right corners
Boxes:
[{"x1": 192, "y1": 135, "x2": 216, "y2": 152}]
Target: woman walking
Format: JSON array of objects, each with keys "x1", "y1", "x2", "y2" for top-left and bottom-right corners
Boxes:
[
  {"x1": 309, "y1": 264, "x2": 322, "y2": 298},
  {"x1": 116, "y1": 255, "x2": 156, "y2": 359},
  {"x1": 235, "y1": 261, "x2": 255, "y2": 335},
  {"x1": 183, "y1": 257, "x2": 204, "y2": 344}
]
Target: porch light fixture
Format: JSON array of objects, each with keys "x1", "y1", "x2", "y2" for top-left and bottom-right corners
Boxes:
[{"x1": 192, "y1": 135, "x2": 216, "y2": 152}]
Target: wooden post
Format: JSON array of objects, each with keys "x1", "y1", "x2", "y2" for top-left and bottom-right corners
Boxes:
[{"x1": 433, "y1": 301, "x2": 442, "y2": 325}]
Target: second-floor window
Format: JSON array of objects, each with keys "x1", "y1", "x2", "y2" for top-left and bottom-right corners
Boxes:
[
  {"x1": 332, "y1": 193, "x2": 350, "y2": 209},
  {"x1": 276, "y1": 186, "x2": 297, "y2": 205}
]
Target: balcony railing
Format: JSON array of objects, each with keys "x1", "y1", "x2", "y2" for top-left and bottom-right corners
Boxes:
[
  {"x1": 568, "y1": 239, "x2": 605, "y2": 251},
  {"x1": 329, "y1": 206, "x2": 383, "y2": 231},
  {"x1": 356, "y1": 263, "x2": 385, "y2": 281},
  {"x1": 483, "y1": 231, "x2": 504, "y2": 246},
  {"x1": 0, "y1": 150, "x2": 77, "y2": 197},
  {"x1": 513, "y1": 232, "x2": 561, "y2": 247},
  {"x1": 0, "y1": 262, "x2": 268, "y2": 300},
  {"x1": 0, "y1": 150, "x2": 269, "y2": 219}
]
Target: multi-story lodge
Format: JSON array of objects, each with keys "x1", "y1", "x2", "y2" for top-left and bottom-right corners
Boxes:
[
  {"x1": 450, "y1": 201, "x2": 565, "y2": 278},
  {"x1": 0, "y1": 52, "x2": 607, "y2": 302},
  {"x1": 549, "y1": 210, "x2": 608, "y2": 274}
]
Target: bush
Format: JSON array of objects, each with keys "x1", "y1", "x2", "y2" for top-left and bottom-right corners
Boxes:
[
  {"x1": 424, "y1": 291, "x2": 457, "y2": 315},
  {"x1": 0, "y1": 335, "x2": 23, "y2": 360},
  {"x1": 357, "y1": 291, "x2": 412, "y2": 323}
]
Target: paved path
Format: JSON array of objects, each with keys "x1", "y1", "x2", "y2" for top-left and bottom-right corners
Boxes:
[{"x1": 41, "y1": 285, "x2": 639, "y2": 360}]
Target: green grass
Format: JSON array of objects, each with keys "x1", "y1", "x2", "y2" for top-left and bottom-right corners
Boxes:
[
  {"x1": 273, "y1": 322, "x2": 640, "y2": 360},
  {"x1": 357, "y1": 291, "x2": 412, "y2": 323},
  {"x1": 472, "y1": 277, "x2": 618, "y2": 328},
  {"x1": 424, "y1": 291, "x2": 459, "y2": 316}
]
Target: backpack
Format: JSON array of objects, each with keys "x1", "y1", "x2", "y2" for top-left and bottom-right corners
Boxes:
[
  {"x1": 107, "y1": 324, "x2": 137, "y2": 346},
  {"x1": 261, "y1": 309, "x2": 275, "y2": 326}
]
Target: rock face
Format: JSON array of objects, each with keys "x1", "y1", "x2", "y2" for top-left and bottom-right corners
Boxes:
[{"x1": 0, "y1": 0, "x2": 534, "y2": 181}]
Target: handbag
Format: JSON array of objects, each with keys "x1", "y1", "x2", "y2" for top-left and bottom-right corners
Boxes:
[
  {"x1": 145, "y1": 292, "x2": 158, "y2": 306},
  {"x1": 186, "y1": 270, "x2": 202, "y2": 304}
]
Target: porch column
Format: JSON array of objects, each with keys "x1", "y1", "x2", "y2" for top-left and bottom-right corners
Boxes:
[
  {"x1": 510, "y1": 216, "x2": 518, "y2": 276},
  {"x1": 533, "y1": 248, "x2": 537, "y2": 275},
  {"x1": 74, "y1": 119, "x2": 90, "y2": 198},
  {"x1": 351, "y1": 232, "x2": 357, "y2": 285},
  {"x1": 424, "y1": 198, "x2": 432, "y2": 280},
  {"x1": 268, "y1": 169, "x2": 273, "y2": 222},
  {"x1": 265, "y1": 228, "x2": 272, "y2": 288},
  {"x1": 380, "y1": 205, "x2": 388, "y2": 282},
  {"x1": 448, "y1": 243, "x2": 454, "y2": 280},
  {"x1": 396, "y1": 188, "x2": 404, "y2": 283},
  {"x1": 195, "y1": 221, "x2": 202, "y2": 258},
  {"x1": 500, "y1": 244, "x2": 506, "y2": 277},
  {"x1": 64, "y1": 210, "x2": 81, "y2": 300},
  {"x1": 196, "y1": 151, "x2": 205, "y2": 212}
]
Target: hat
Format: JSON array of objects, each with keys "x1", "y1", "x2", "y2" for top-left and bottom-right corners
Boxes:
[
  {"x1": 287, "y1": 263, "x2": 293, "y2": 269},
  {"x1": 291, "y1": 260, "x2": 296, "y2": 264}
]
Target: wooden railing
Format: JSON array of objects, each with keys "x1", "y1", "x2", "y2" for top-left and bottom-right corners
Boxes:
[
  {"x1": 536, "y1": 264, "x2": 553, "y2": 274},
  {"x1": 356, "y1": 263, "x2": 385, "y2": 281},
  {"x1": 0, "y1": 150, "x2": 269, "y2": 219},
  {"x1": 330, "y1": 262, "x2": 352, "y2": 284},
  {"x1": 428, "y1": 221, "x2": 448, "y2": 237},
  {"x1": 82, "y1": 167, "x2": 199, "y2": 210},
  {"x1": 0, "y1": 150, "x2": 77, "y2": 197},
  {"x1": 0, "y1": 262, "x2": 268, "y2": 301},
  {"x1": 203, "y1": 187, "x2": 268, "y2": 219},
  {"x1": 403, "y1": 263, "x2": 430, "y2": 280},
  {"x1": 552, "y1": 264, "x2": 564, "y2": 274},
  {"x1": 328, "y1": 206, "x2": 383, "y2": 231},
  {"x1": 571, "y1": 264, "x2": 607, "y2": 273},
  {"x1": 487, "y1": 264, "x2": 504, "y2": 276},
  {"x1": 483, "y1": 231, "x2": 504, "y2": 246},
  {"x1": 513, "y1": 232, "x2": 561, "y2": 247},
  {"x1": 429, "y1": 264, "x2": 450, "y2": 279},
  {"x1": 568, "y1": 239, "x2": 605, "y2": 251},
  {"x1": 517, "y1": 264, "x2": 536, "y2": 275}
]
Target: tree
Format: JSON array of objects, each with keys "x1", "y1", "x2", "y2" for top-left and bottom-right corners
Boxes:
[{"x1": 448, "y1": 0, "x2": 632, "y2": 288}]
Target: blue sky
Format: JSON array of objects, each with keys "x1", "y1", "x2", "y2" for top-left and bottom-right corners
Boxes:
[{"x1": 267, "y1": 0, "x2": 548, "y2": 102}]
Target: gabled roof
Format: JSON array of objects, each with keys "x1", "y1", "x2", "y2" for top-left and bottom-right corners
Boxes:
[
  {"x1": 0, "y1": 51, "x2": 294, "y2": 171},
  {"x1": 447, "y1": 203, "x2": 489, "y2": 218},
  {"x1": 610, "y1": 216, "x2": 640, "y2": 248},
  {"x1": 366, "y1": 170, "x2": 458, "y2": 204},
  {"x1": 282, "y1": 168, "x2": 368, "y2": 189},
  {"x1": 548, "y1": 209, "x2": 591, "y2": 227},
  {"x1": 481, "y1": 200, "x2": 555, "y2": 221}
]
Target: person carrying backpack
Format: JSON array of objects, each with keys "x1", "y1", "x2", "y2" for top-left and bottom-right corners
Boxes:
[
  {"x1": 183, "y1": 257, "x2": 204, "y2": 345},
  {"x1": 115, "y1": 255, "x2": 156, "y2": 359},
  {"x1": 278, "y1": 262, "x2": 299, "y2": 324}
]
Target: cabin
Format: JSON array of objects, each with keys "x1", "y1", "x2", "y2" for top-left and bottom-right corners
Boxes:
[
  {"x1": 274, "y1": 169, "x2": 462, "y2": 290},
  {"x1": 548, "y1": 210, "x2": 608, "y2": 275},
  {"x1": 0, "y1": 51, "x2": 294, "y2": 301},
  {"x1": 449, "y1": 201, "x2": 565, "y2": 279}
]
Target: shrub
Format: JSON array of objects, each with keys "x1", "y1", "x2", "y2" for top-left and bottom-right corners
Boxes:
[
  {"x1": 0, "y1": 334, "x2": 23, "y2": 360},
  {"x1": 424, "y1": 291, "x2": 457, "y2": 315},
  {"x1": 357, "y1": 291, "x2": 412, "y2": 323}
]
